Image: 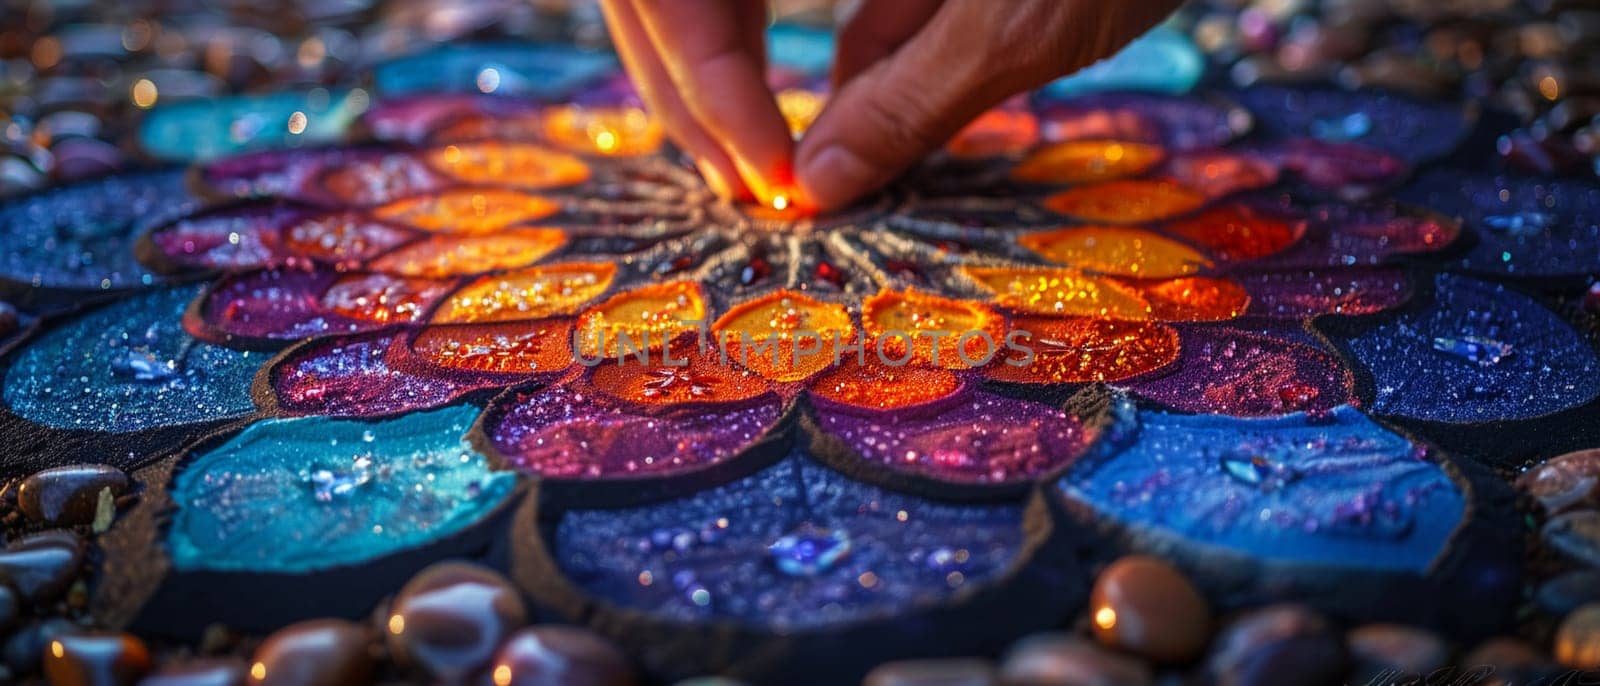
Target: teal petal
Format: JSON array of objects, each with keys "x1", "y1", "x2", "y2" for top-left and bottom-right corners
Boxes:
[
  {"x1": 139, "y1": 90, "x2": 365, "y2": 161},
  {"x1": 1041, "y1": 26, "x2": 1202, "y2": 99},
  {"x1": 167, "y1": 405, "x2": 516, "y2": 573}
]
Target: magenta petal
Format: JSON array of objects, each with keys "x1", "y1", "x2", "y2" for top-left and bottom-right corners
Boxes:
[
  {"x1": 359, "y1": 95, "x2": 492, "y2": 143},
  {"x1": 146, "y1": 205, "x2": 302, "y2": 271},
  {"x1": 1161, "y1": 149, "x2": 1280, "y2": 199},
  {"x1": 196, "y1": 147, "x2": 444, "y2": 206},
  {"x1": 1124, "y1": 326, "x2": 1354, "y2": 416},
  {"x1": 1239, "y1": 268, "x2": 1412, "y2": 318},
  {"x1": 191, "y1": 269, "x2": 371, "y2": 343},
  {"x1": 485, "y1": 385, "x2": 784, "y2": 480},
  {"x1": 813, "y1": 390, "x2": 1097, "y2": 486},
  {"x1": 268, "y1": 330, "x2": 500, "y2": 416},
  {"x1": 1258, "y1": 139, "x2": 1408, "y2": 197},
  {"x1": 1260, "y1": 201, "x2": 1461, "y2": 269}
]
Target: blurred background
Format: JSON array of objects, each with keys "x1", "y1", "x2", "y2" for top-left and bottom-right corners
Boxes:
[{"x1": 0, "y1": 0, "x2": 1596, "y2": 196}]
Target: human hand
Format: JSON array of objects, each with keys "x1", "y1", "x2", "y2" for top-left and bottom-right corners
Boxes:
[
  {"x1": 796, "y1": 0, "x2": 1184, "y2": 211},
  {"x1": 598, "y1": 0, "x2": 798, "y2": 207}
]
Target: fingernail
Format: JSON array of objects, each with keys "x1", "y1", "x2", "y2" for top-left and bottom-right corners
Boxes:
[{"x1": 799, "y1": 145, "x2": 877, "y2": 210}]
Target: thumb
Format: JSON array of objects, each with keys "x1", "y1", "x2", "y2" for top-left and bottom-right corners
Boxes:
[{"x1": 794, "y1": 4, "x2": 1006, "y2": 211}]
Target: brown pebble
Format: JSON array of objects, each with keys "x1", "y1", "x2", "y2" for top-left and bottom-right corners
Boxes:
[
  {"x1": 1555, "y1": 604, "x2": 1600, "y2": 670},
  {"x1": 0, "y1": 530, "x2": 85, "y2": 602},
  {"x1": 139, "y1": 657, "x2": 249, "y2": 686},
  {"x1": 999, "y1": 632, "x2": 1152, "y2": 686},
  {"x1": 487, "y1": 626, "x2": 635, "y2": 686},
  {"x1": 18, "y1": 464, "x2": 130, "y2": 526},
  {"x1": 1206, "y1": 604, "x2": 1346, "y2": 686},
  {"x1": 1517, "y1": 449, "x2": 1600, "y2": 515},
  {"x1": 862, "y1": 658, "x2": 996, "y2": 686},
  {"x1": 1459, "y1": 637, "x2": 1559, "y2": 686},
  {"x1": 248, "y1": 618, "x2": 372, "y2": 686},
  {"x1": 385, "y1": 561, "x2": 525, "y2": 682},
  {"x1": 1088, "y1": 556, "x2": 1210, "y2": 663},
  {"x1": 41, "y1": 631, "x2": 152, "y2": 686},
  {"x1": 1346, "y1": 624, "x2": 1448, "y2": 685}
]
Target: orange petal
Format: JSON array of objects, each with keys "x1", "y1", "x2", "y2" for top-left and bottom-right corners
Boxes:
[
  {"x1": 412, "y1": 320, "x2": 575, "y2": 374},
  {"x1": 987, "y1": 316, "x2": 1179, "y2": 384},
  {"x1": 776, "y1": 89, "x2": 827, "y2": 136},
  {"x1": 1011, "y1": 140, "x2": 1164, "y2": 184},
  {"x1": 369, "y1": 228, "x2": 566, "y2": 277},
  {"x1": 1160, "y1": 204, "x2": 1303, "y2": 262},
  {"x1": 860, "y1": 289, "x2": 1006, "y2": 369},
  {"x1": 711, "y1": 289, "x2": 855, "y2": 383},
  {"x1": 1122, "y1": 276, "x2": 1250, "y2": 321},
  {"x1": 541, "y1": 105, "x2": 664, "y2": 156},
  {"x1": 809, "y1": 358, "x2": 963, "y2": 410},
  {"x1": 373, "y1": 189, "x2": 561, "y2": 234},
  {"x1": 1018, "y1": 225, "x2": 1213, "y2": 278},
  {"x1": 424, "y1": 141, "x2": 591, "y2": 188},
  {"x1": 961, "y1": 266, "x2": 1151, "y2": 320},
  {"x1": 282, "y1": 212, "x2": 414, "y2": 267},
  {"x1": 431, "y1": 111, "x2": 545, "y2": 143},
  {"x1": 589, "y1": 342, "x2": 771, "y2": 406},
  {"x1": 432, "y1": 261, "x2": 617, "y2": 324},
  {"x1": 574, "y1": 281, "x2": 707, "y2": 359},
  {"x1": 1041, "y1": 180, "x2": 1207, "y2": 223},
  {"x1": 321, "y1": 273, "x2": 453, "y2": 324},
  {"x1": 947, "y1": 108, "x2": 1040, "y2": 159}
]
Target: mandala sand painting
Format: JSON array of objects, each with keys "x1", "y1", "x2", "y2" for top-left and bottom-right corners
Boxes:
[{"x1": 3, "y1": 26, "x2": 1600, "y2": 686}]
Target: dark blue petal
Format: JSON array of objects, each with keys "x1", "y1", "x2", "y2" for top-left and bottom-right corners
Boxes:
[
  {"x1": 0, "y1": 170, "x2": 195, "y2": 292},
  {"x1": 1061, "y1": 406, "x2": 1464, "y2": 571},
  {"x1": 1331, "y1": 273, "x2": 1600, "y2": 422},
  {"x1": 553, "y1": 453, "x2": 1025, "y2": 631},
  {"x1": 1399, "y1": 169, "x2": 1600, "y2": 278}
]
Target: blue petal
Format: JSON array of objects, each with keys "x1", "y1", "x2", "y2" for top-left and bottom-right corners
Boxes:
[
  {"x1": 3, "y1": 285, "x2": 260, "y2": 433},
  {"x1": 0, "y1": 170, "x2": 195, "y2": 292},
  {"x1": 1041, "y1": 26, "x2": 1202, "y2": 98},
  {"x1": 1398, "y1": 170, "x2": 1600, "y2": 278},
  {"x1": 1061, "y1": 407, "x2": 1465, "y2": 572},
  {"x1": 553, "y1": 453, "x2": 1025, "y2": 631},
  {"x1": 1234, "y1": 86, "x2": 1469, "y2": 164},
  {"x1": 166, "y1": 405, "x2": 516, "y2": 573},
  {"x1": 374, "y1": 43, "x2": 617, "y2": 98},
  {"x1": 1332, "y1": 273, "x2": 1600, "y2": 422}
]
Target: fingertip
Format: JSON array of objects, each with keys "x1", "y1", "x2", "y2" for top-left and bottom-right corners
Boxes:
[{"x1": 796, "y1": 142, "x2": 881, "y2": 213}]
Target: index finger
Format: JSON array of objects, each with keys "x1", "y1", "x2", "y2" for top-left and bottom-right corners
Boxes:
[{"x1": 630, "y1": 0, "x2": 798, "y2": 207}]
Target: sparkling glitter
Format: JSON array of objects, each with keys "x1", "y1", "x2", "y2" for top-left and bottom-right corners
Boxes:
[{"x1": 808, "y1": 358, "x2": 962, "y2": 410}]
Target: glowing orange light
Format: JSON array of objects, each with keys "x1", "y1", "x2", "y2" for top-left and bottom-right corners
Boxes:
[
  {"x1": 1094, "y1": 606, "x2": 1118, "y2": 630},
  {"x1": 542, "y1": 105, "x2": 663, "y2": 157},
  {"x1": 771, "y1": 194, "x2": 790, "y2": 211}
]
